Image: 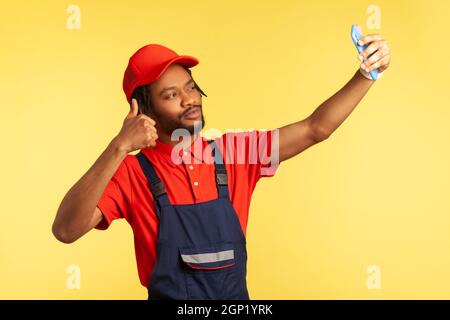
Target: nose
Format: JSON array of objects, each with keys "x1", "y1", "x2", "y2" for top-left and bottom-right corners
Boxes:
[{"x1": 180, "y1": 89, "x2": 195, "y2": 108}]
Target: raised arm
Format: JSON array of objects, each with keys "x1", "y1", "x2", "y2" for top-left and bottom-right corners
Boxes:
[
  {"x1": 52, "y1": 99, "x2": 158, "y2": 243},
  {"x1": 277, "y1": 33, "x2": 390, "y2": 162}
]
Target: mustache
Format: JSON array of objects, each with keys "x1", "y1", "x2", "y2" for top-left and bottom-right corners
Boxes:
[{"x1": 180, "y1": 105, "x2": 202, "y2": 119}]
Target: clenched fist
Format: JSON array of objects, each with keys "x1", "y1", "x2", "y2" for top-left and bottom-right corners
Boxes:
[{"x1": 115, "y1": 99, "x2": 158, "y2": 153}]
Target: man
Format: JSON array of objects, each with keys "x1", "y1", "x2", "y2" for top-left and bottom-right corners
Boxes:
[{"x1": 52, "y1": 35, "x2": 391, "y2": 299}]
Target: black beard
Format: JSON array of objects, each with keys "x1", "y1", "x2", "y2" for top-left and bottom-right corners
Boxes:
[
  {"x1": 154, "y1": 110, "x2": 206, "y2": 136},
  {"x1": 185, "y1": 113, "x2": 206, "y2": 134}
]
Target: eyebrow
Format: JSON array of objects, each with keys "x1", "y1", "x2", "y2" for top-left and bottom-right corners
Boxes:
[{"x1": 159, "y1": 78, "x2": 194, "y2": 96}]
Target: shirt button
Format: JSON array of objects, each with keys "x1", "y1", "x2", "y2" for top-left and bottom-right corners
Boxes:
[
  {"x1": 189, "y1": 165, "x2": 194, "y2": 170},
  {"x1": 193, "y1": 181, "x2": 199, "y2": 187}
]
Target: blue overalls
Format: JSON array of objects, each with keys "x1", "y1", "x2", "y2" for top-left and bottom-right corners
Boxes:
[{"x1": 136, "y1": 140, "x2": 250, "y2": 300}]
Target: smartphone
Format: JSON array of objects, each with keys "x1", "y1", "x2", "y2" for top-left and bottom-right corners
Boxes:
[{"x1": 351, "y1": 24, "x2": 378, "y2": 80}]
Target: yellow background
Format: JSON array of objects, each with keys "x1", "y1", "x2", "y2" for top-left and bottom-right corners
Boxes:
[{"x1": 1, "y1": 0, "x2": 449, "y2": 299}]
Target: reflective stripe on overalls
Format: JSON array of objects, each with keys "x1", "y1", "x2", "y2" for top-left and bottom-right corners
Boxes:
[{"x1": 136, "y1": 140, "x2": 249, "y2": 300}]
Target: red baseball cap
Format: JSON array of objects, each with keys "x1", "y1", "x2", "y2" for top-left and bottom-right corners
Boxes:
[{"x1": 123, "y1": 44, "x2": 199, "y2": 103}]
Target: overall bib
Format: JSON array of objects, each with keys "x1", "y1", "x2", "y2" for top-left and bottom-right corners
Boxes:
[{"x1": 136, "y1": 140, "x2": 250, "y2": 300}]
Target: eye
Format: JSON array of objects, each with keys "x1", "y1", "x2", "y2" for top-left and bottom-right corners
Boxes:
[{"x1": 165, "y1": 92, "x2": 177, "y2": 99}]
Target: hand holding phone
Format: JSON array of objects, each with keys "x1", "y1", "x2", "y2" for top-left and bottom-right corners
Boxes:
[{"x1": 351, "y1": 24, "x2": 379, "y2": 80}]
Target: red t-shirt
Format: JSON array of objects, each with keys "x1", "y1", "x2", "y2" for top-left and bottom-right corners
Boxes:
[{"x1": 96, "y1": 130, "x2": 279, "y2": 288}]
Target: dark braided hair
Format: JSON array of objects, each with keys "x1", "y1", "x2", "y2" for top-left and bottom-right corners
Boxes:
[{"x1": 130, "y1": 65, "x2": 207, "y2": 115}]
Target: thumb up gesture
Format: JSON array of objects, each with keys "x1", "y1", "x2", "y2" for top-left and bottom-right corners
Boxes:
[{"x1": 115, "y1": 99, "x2": 158, "y2": 153}]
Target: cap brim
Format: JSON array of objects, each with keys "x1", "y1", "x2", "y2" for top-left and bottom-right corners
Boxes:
[
  {"x1": 142, "y1": 55, "x2": 199, "y2": 86},
  {"x1": 153, "y1": 55, "x2": 199, "y2": 81}
]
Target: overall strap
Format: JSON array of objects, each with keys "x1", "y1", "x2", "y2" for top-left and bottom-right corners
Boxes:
[
  {"x1": 207, "y1": 139, "x2": 229, "y2": 199},
  {"x1": 136, "y1": 152, "x2": 171, "y2": 217}
]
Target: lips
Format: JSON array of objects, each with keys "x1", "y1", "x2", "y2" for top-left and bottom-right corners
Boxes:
[{"x1": 183, "y1": 107, "x2": 201, "y2": 120}]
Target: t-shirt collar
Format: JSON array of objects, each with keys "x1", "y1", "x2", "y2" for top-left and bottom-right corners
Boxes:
[{"x1": 144, "y1": 134, "x2": 209, "y2": 167}]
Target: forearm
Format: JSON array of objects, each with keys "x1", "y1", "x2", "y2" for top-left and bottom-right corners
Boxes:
[
  {"x1": 52, "y1": 137, "x2": 128, "y2": 240},
  {"x1": 309, "y1": 69, "x2": 374, "y2": 140},
  {"x1": 277, "y1": 30, "x2": 390, "y2": 162}
]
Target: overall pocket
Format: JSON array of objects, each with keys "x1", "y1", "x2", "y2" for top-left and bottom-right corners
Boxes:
[{"x1": 179, "y1": 242, "x2": 239, "y2": 299}]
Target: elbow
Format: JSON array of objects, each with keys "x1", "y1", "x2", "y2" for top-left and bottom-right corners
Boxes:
[
  {"x1": 311, "y1": 125, "x2": 332, "y2": 143},
  {"x1": 52, "y1": 222, "x2": 77, "y2": 244}
]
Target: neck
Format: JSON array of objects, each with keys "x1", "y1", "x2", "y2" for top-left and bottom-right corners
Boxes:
[{"x1": 157, "y1": 130, "x2": 200, "y2": 149}]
